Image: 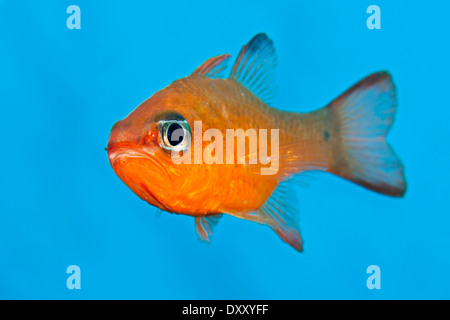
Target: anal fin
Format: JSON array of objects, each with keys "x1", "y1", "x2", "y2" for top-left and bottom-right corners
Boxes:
[{"x1": 227, "y1": 180, "x2": 303, "y2": 252}]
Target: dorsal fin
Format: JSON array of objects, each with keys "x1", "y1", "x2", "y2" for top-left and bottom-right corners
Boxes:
[
  {"x1": 192, "y1": 54, "x2": 231, "y2": 79},
  {"x1": 229, "y1": 33, "x2": 277, "y2": 105},
  {"x1": 194, "y1": 214, "x2": 223, "y2": 242}
]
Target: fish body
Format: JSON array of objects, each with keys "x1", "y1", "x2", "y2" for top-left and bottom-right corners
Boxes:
[{"x1": 107, "y1": 34, "x2": 406, "y2": 251}]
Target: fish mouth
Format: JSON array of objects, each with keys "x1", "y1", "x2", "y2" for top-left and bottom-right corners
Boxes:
[{"x1": 107, "y1": 144, "x2": 172, "y2": 211}]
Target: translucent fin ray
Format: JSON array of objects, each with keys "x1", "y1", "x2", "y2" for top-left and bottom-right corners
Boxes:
[
  {"x1": 256, "y1": 180, "x2": 303, "y2": 251},
  {"x1": 328, "y1": 71, "x2": 406, "y2": 197},
  {"x1": 225, "y1": 180, "x2": 303, "y2": 252},
  {"x1": 192, "y1": 54, "x2": 231, "y2": 79},
  {"x1": 229, "y1": 33, "x2": 277, "y2": 105},
  {"x1": 194, "y1": 214, "x2": 223, "y2": 242}
]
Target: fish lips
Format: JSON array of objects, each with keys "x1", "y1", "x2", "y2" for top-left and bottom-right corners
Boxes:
[{"x1": 107, "y1": 144, "x2": 172, "y2": 211}]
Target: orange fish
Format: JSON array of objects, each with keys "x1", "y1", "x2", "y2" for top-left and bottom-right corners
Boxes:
[{"x1": 107, "y1": 33, "x2": 406, "y2": 251}]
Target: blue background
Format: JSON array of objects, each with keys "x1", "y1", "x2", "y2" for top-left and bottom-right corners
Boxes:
[{"x1": 0, "y1": 0, "x2": 449, "y2": 299}]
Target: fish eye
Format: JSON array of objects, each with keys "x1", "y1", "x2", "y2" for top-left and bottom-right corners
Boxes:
[
  {"x1": 157, "y1": 119, "x2": 191, "y2": 152},
  {"x1": 166, "y1": 122, "x2": 183, "y2": 146}
]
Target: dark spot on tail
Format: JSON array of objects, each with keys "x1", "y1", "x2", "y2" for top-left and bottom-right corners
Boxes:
[{"x1": 324, "y1": 130, "x2": 330, "y2": 141}]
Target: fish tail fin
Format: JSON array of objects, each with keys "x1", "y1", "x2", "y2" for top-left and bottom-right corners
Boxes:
[{"x1": 327, "y1": 71, "x2": 406, "y2": 197}]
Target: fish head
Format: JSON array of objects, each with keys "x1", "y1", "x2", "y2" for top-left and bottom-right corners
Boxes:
[{"x1": 107, "y1": 77, "x2": 220, "y2": 214}]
